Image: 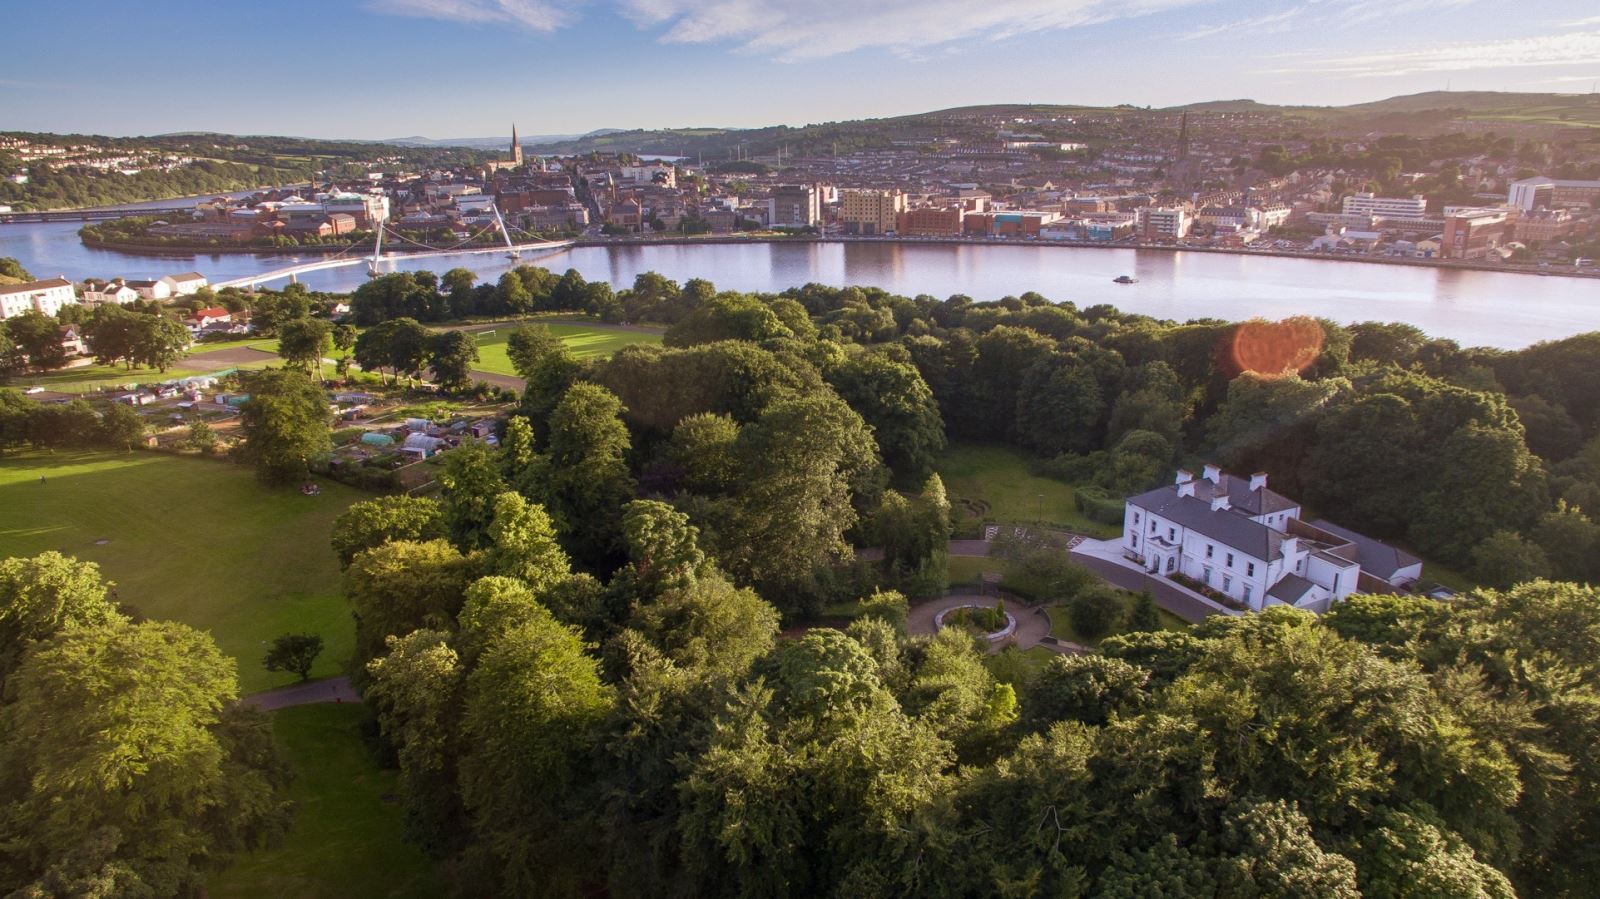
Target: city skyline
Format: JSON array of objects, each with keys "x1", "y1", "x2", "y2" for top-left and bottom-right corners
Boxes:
[{"x1": 2, "y1": 0, "x2": 1599, "y2": 139}]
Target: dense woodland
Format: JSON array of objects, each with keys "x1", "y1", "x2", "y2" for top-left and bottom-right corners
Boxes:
[
  {"x1": 0, "y1": 132, "x2": 490, "y2": 210},
  {"x1": 4, "y1": 266, "x2": 1600, "y2": 896}
]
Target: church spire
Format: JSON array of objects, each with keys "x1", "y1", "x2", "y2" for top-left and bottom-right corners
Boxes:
[{"x1": 511, "y1": 123, "x2": 522, "y2": 166}]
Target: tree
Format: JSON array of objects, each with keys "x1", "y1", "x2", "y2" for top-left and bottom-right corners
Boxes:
[
  {"x1": 1209, "y1": 372, "x2": 1344, "y2": 474},
  {"x1": 438, "y1": 439, "x2": 506, "y2": 551},
  {"x1": 1021, "y1": 653, "x2": 1148, "y2": 730},
  {"x1": 625, "y1": 573, "x2": 780, "y2": 678},
  {"x1": 363, "y1": 628, "x2": 465, "y2": 851},
  {"x1": 662, "y1": 412, "x2": 741, "y2": 494},
  {"x1": 1531, "y1": 501, "x2": 1600, "y2": 583},
  {"x1": 263, "y1": 632, "x2": 324, "y2": 681},
  {"x1": 663, "y1": 293, "x2": 794, "y2": 346},
  {"x1": 0, "y1": 257, "x2": 32, "y2": 281},
  {"x1": 520, "y1": 383, "x2": 636, "y2": 570},
  {"x1": 459, "y1": 612, "x2": 613, "y2": 894},
  {"x1": 332, "y1": 322, "x2": 358, "y2": 353},
  {"x1": 353, "y1": 319, "x2": 397, "y2": 384},
  {"x1": 84, "y1": 305, "x2": 139, "y2": 369},
  {"x1": 186, "y1": 418, "x2": 219, "y2": 455},
  {"x1": 716, "y1": 393, "x2": 880, "y2": 614},
  {"x1": 1127, "y1": 591, "x2": 1161, "y2": 632},
  {"x1": 1411, "y1": 424, "x2": 1549, "y2": 563},
  {"x1": 6, "y1": 310, "x2": 68, "y2": 371},
  {"x1": 131, "y1": 314, "x2": 190, "y2": 372},
  {"x1": 237, "y1": 368, "x2": 331, "y2": 484},
  {"x1": 387, "y1": 318, "x2": 433, "y2": 384},
  {"x1": 97, "y1": 402, "x2": 145, "y2": 450},
  {"x1": 619, "y1": 499, "x2": 709, "y2": 593},
  {"x1": 484, "y1": 492, "x2": 571, "y2": 592},
  {"x1": 343, "y1": 538, "x2": 475, "y2": 666},
  {"x1": 1069, "y1": 586, "x2": 1128, "y2": 641},
  {"x1": 1213, "y1": 799, "x2": 1360, "y2": 898},
  {"x1": 0, "y1": 619, "x2": 290, "y2": 897},
  {"x1": 505, "y1": 324, "x2": 563, "y2": 381},
  {"x1": 277, "y1": 317, "x2": 332, "y2": 380},
  {"x1": 1355, "y1": 808, "x2": 1515, "y2": 899},
  {"x1": 429, "y1": 329, "x2": 479, "y2": 393},
  {"x1": 330, "y1": 495, "x2": 447, "y2": 567},
  {"x1": 0, "y1": 551, "x2": 122, "y2": 684},
  {"x1": 1472, "y1": 530, "x2": 1552, "y2": 589},
  {"x1": 495, "y1": 270, "x2": 533, "y2": 316},
  {"x1": 826, "y1": 353, "x2": 947, "y2": 479},
  {"x1": 442, "y1": 267, "x2": 478, "y2": 316}
]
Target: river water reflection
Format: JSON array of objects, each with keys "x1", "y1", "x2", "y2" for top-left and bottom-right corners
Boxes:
[{"x1": 4, "y1": 212, "x2": 1596, "y2": 349}]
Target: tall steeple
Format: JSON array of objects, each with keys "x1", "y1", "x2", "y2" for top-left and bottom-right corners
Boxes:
[{"x1": 511, "y1": 123, "x2": 522, "y2": 166}]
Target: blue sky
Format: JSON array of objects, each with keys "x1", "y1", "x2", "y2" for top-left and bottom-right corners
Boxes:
[{"x1": 3, "y1": 0, "x2": 1599, "y2": 139}]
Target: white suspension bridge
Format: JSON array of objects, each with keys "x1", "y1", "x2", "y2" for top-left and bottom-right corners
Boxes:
[{"x1": 213, "y1": 203, "x2": 572, "y2": 289}]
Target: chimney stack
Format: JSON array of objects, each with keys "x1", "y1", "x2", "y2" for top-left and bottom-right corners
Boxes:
[
  {"x1": 1175, "y1": 469, "x2": 1194, "y2": 485},
  {"x1": 1178, "y1": 481, "x2": 1196, "y2": 498},
  {"x1": 1250, "y1": 472, "x2": 1268, "y2": 492},
  {"x1": 1211, "y1": 495, "x2": 1231, "y2": 512},
  {"x1": 1202, "y1": 463, "x2": 1222, "y2": 484}
]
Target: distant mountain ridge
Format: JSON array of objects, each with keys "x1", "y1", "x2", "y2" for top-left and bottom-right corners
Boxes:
[{"x1": 380, "y1": 129, "x2": 625, "y2": 149}]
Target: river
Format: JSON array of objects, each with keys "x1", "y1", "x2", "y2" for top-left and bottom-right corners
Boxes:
[{"x1": 3, "y1": 196, "x2": 1597, "y2": 350}]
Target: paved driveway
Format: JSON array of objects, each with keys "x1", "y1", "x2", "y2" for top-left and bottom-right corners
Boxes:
[{"x1": 1070, "y1": 539, "x2": 1234, "y2": 624}]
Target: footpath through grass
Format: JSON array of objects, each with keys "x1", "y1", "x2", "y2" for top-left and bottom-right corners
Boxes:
[
  {"x1": 468, "y1": 321, "x2": 662, "y2": 376},
  {"x1": 0, "y1": 450, "x2": 357, "y2": 693},
  {"x1": 208, "y1": 704, "x2": 445, "y2": 899},
  {"x1": 936, "y1": 442, "x2": 1119, "y2": 538}
]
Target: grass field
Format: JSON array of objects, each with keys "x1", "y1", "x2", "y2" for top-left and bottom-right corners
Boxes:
[
  {"x1": 208, "y1": 704, "x2": 445, "y2": 899},
  {"x1": 935, "y1": 443, "x2": 1119, "y2": 538},
  {"x1": 0, "y1": 450, "x2": 357, "y2": 693},
  {"x1": 467, "y1": 322, "x2": 662, "y2": 376}
]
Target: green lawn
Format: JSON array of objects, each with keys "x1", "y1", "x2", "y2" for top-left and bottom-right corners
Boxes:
[
  {"x1": 467, "y1": 322, "x2": 662, "y2": 376},
  {"x1": 935, "y1": 443, "x2": 1118, "y2": 538},
  {"x1": 0, "y1": 450, "x2": 358, "y2": 693},
  {"x1": 948, "y1": 554, "x2": 998, "y2": 586},
  {"x1": 209, "y1": 704, "x2": 444, "y2": 899}
]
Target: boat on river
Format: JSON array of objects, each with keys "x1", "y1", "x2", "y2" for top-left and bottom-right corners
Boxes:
[{"x1": 1113, "y1": 274, "x2": 1138, "y2": 284}]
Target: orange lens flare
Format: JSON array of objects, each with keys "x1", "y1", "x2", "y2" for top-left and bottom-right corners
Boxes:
[{"x1": 1230, "y1": 318, "x2": 1324, "y2": 378}]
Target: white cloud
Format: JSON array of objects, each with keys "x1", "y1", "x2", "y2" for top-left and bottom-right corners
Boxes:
[
  {"x1": 1179, "y1": 7, "x2": 1303, "y2": 42},
  {"x1": 1565, "y1": 16, "x2": 1600, "y2": 27},
  {"x1": 367, "y1": 0, "x2": 582, "y2": 32},
  {"x1": 1259, "y1": 29, "x2": 1600, "y2": 77},
  {"x1": 616, "y1": 0, "x2": 1211, "y2": 62},
  {"x1": 1329, "y1": 0, "x2": 1478, "y2": 25}
]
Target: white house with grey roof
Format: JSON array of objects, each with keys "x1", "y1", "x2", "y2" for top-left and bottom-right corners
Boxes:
[{"x1": 1122, "y1": 464, "x2": 1420, "y2": 614}]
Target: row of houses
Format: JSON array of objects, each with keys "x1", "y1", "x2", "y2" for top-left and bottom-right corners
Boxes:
[{"x1": 1, "y1": 272, "x2": 208, "y2": 320}]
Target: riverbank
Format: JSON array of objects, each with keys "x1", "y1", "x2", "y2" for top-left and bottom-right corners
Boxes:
[{"x1": 78, "y1": 233, "x2": 568, "y2": 258}]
